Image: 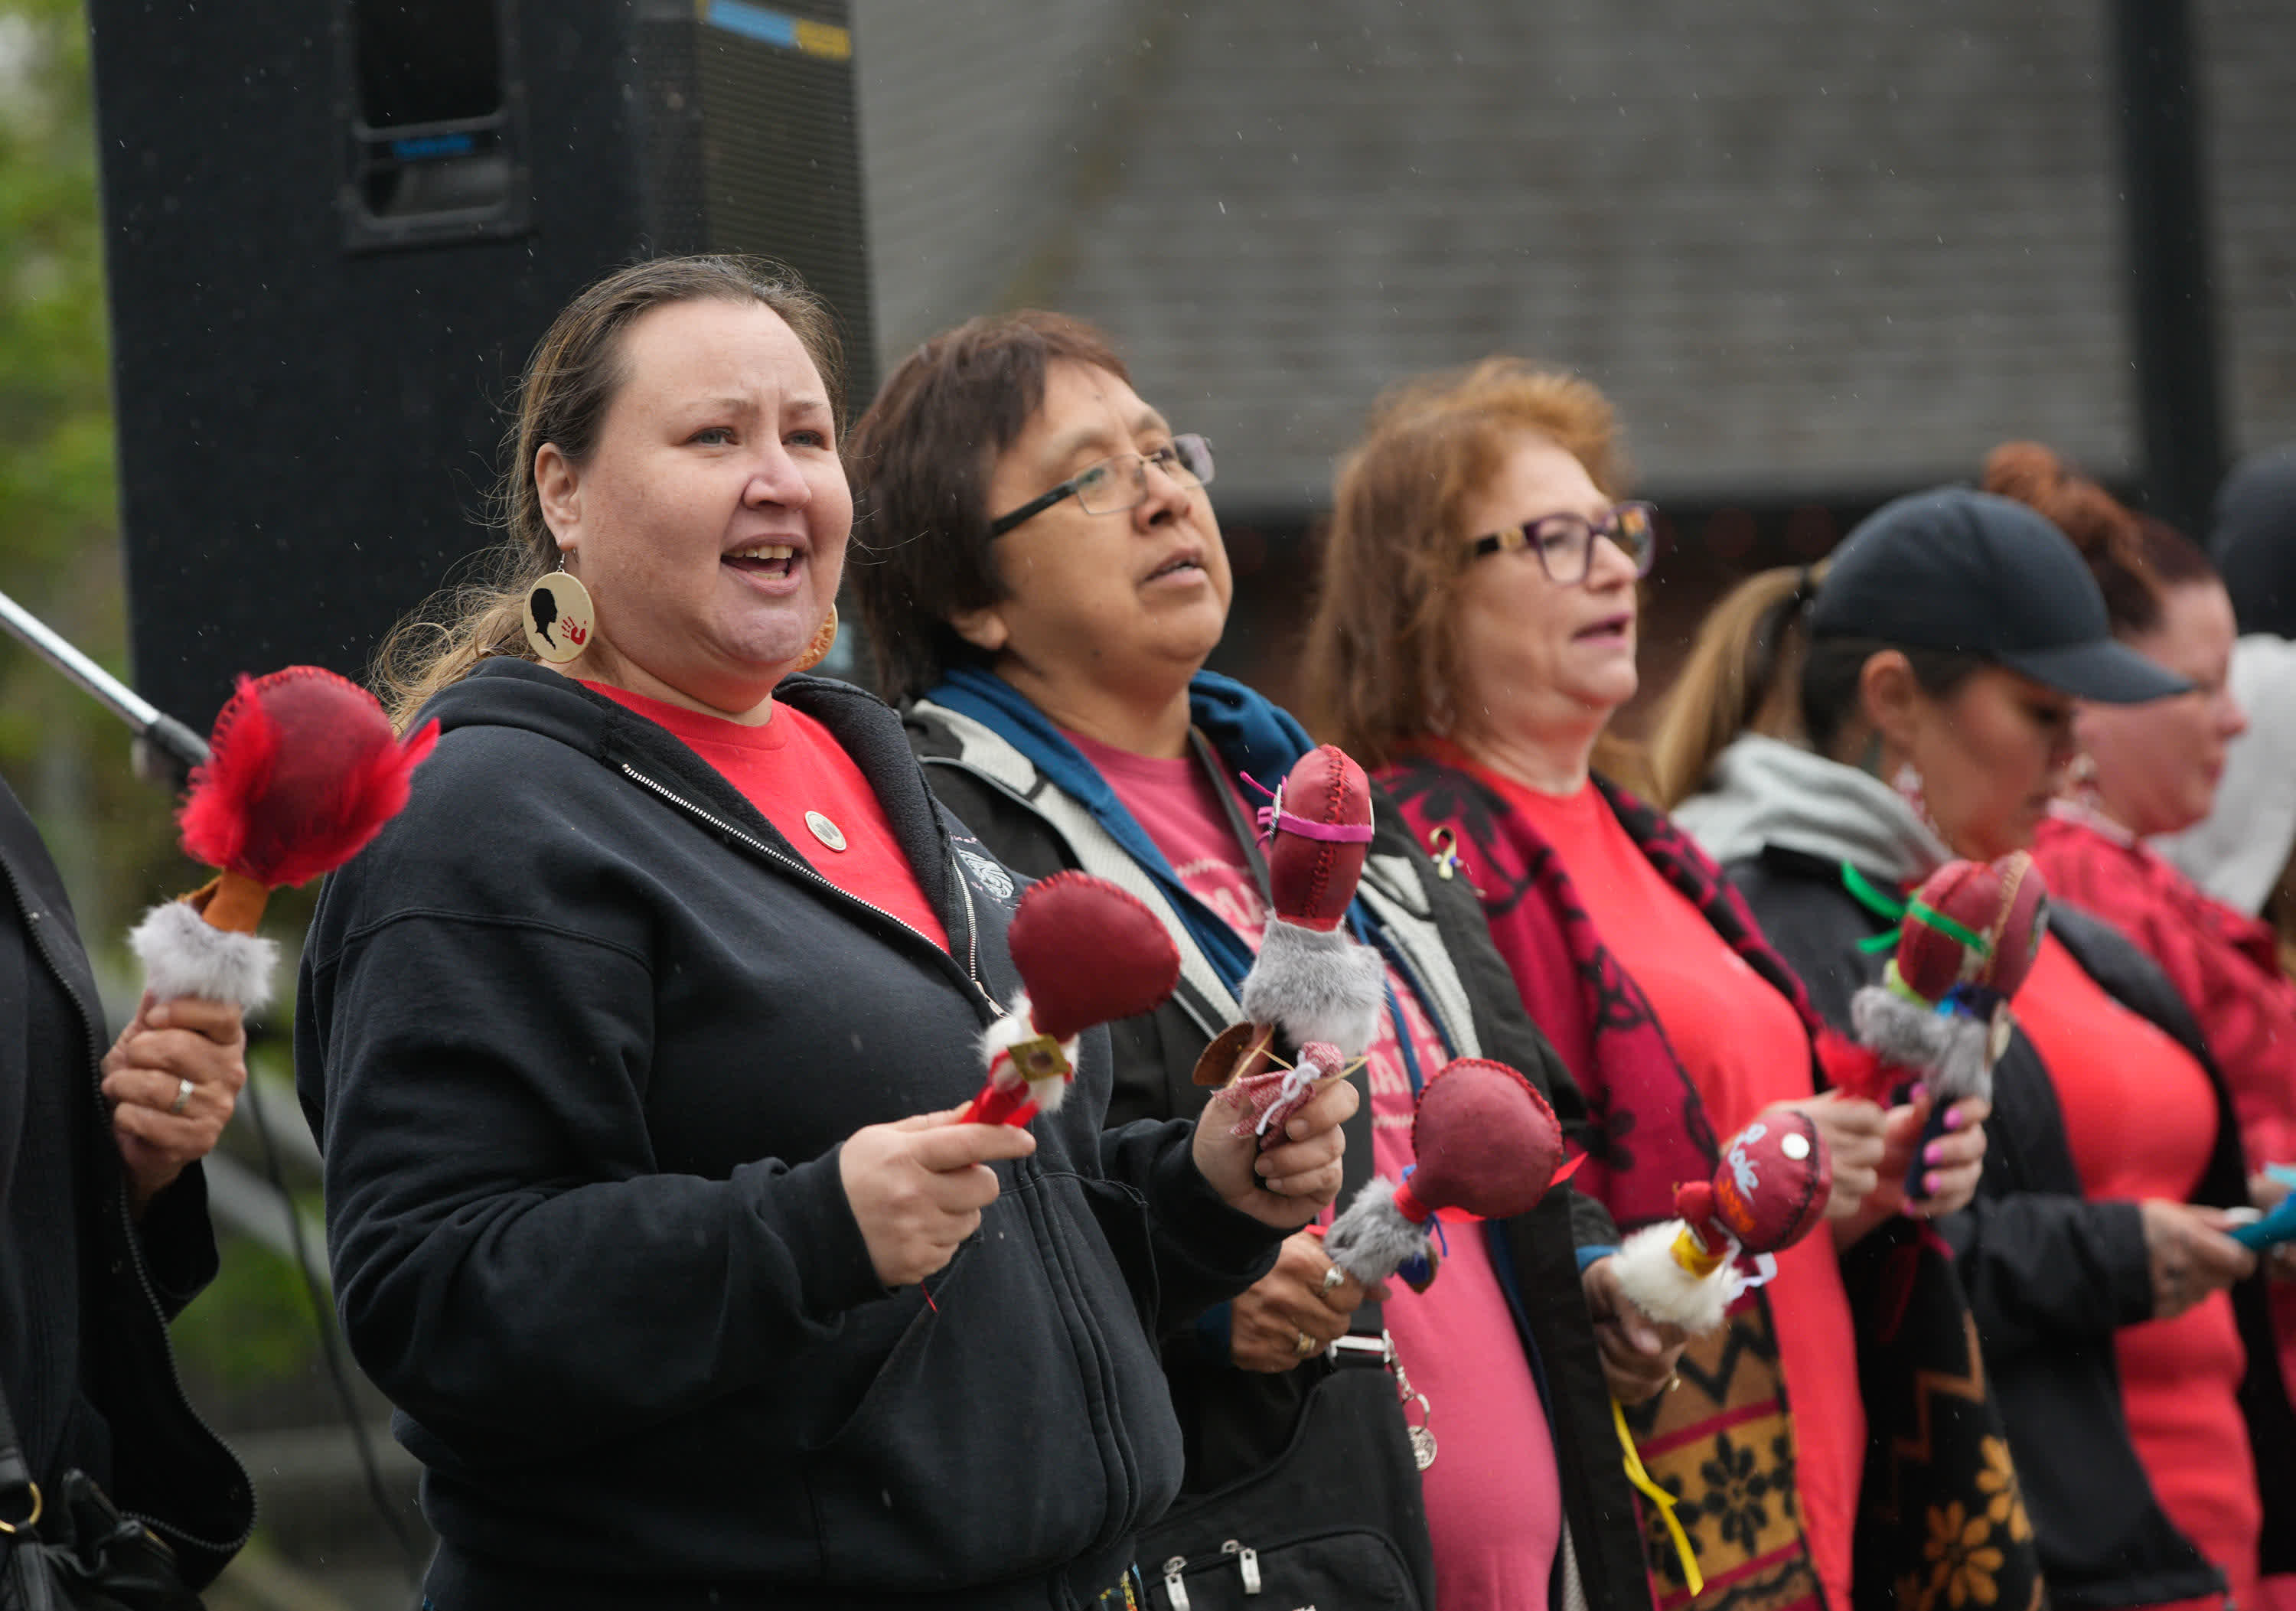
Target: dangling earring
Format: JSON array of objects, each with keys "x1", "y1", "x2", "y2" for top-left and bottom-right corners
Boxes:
[
  {"x1": 2068, "y1": 751, "x2": 2102, "y2": 810},
  {"x1": 1427, "y1": 685, "x2": 1455, "y2": 737},
  {"x1": 523, "y1": 556, "x2": 596, "y2": 664},
  {"x1": 1890, "y1": 761, "x2": 1938, "y2": 832},
  {"x1": 792, "y1": 603, "x2": 839, "y2": 673}
]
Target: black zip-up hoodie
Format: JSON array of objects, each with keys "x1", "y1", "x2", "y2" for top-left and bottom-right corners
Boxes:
[{"x1": 294, "y1": 660, "x2": 1283, "y2": 1610}]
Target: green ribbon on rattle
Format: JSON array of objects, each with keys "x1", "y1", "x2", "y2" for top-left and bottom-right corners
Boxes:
[{"x1": 1840, "y1": 864, "x2": 1993, "y2": 960}]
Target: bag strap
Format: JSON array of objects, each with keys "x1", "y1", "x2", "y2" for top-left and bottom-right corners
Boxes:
[
  {"x1": 0, "y1": 1371, "x2": 42, "y2": 1538},
  {"x1": 1331, "y1": 1078, "x2": 1391, "y2": 1356}
]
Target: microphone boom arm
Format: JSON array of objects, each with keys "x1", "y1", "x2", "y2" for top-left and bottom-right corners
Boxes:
[{"x1": 0, "y1": 585, "x2": 210, "y2": 772}]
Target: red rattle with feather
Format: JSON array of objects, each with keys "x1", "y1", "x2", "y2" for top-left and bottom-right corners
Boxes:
[
  {"x1": 1834, "y1": 852, "x2": 2050, "y2": 1162},
  {"x1": 1603, "y1": 1109, "x2": 1834, "y2": 1596},
  {"x1": 1323, "y1": 1056, "x2": 1576, "y2": 1290},
  {"x1": 1319, "y1": 1055, "x2": 1577, "y2": 1470},
  {"x1": 1612, "y1": 1111, "x2": 1835, "y2": 1335},
  {"x1": 1192, "y1": 745, "x2": 1384, "y2": 1149},
  {"x1": 129, "y1": 668, "x2": 438, "y2": 1009},
  {"x1": 962, "y1": 872, "x2": 1182, "y2": 1126}
]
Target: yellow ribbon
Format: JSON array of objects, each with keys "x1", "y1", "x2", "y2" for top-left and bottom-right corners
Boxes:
[{"x1": 1613, "y1": 1396, "x2": 1703, "y2": 1597}]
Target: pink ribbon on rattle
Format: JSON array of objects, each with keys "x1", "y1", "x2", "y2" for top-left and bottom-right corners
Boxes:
[{"x1": 1242, "y1": 774, "x2": 1377, "y2": 848}]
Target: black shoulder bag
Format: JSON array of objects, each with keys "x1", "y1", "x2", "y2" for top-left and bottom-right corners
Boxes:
[
  {"x1": 1131, "y1": 1080, "x2": 1437, "y2": 1611},
  {"x1": 0, "y1": 1384, "x2": 203, "y2": 1611}
]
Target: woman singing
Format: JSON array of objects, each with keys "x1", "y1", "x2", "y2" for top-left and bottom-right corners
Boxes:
[
  {"x1": 295, "y1": 258, "x2": 1351, "y2": 1611},
  {"x1": 1301, "y1": 359, "x2": 2003, "y2": 1611}
]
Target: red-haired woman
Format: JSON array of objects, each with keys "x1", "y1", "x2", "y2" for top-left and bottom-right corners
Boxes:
[
  {"x1": 1987, "y1": 442, "x2": 2296, "y2": 1611},
  {"x1": 1301, "y1": 359, "x2": 2005, "y2": 1611},
  {"x1": 1985, "y1": 442, "x2": 2296, "y2": 1175}
]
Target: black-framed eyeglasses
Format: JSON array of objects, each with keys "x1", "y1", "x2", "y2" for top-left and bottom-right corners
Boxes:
[
  {"x1": 1469, "y1": 501, "x2": 1659, "y2": 584},
  {"x1": 987, "y1": 434, "x2": 1216, "y2": 537}
]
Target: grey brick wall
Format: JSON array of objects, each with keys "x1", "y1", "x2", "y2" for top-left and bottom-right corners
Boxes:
[
  {"x1": 853, "y1": 0, "x2": 1146, "y2": 359},
  {"x1": 2202, "y1": 0, "x2": 2296, "y2": 461},
  {"x1": 855, "y1": 0, "x2": 2296, "y2": 508}
]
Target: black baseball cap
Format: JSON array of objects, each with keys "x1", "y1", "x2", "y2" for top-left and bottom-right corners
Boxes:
[{"x1": 1810, "y1": 488, "x2": 2192, "y2": 705}]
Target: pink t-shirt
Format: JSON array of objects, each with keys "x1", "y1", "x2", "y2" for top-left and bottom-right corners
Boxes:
[{"x1": 1071, "y1": 732, "x2": 1564, "y2": 1610}]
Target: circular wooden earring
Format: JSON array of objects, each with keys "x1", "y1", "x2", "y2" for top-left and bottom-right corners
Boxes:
[
  {"x1": 793, "y1": 604, "x2": 840, "y2": 673},
  {"x1": 523, "y1": 566, "x2": 595, "y2": 664}
]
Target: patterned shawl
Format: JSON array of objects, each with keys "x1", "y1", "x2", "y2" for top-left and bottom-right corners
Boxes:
[{"x1": 1384, "y1": 751, "x2": 2044, "y2": 1611}]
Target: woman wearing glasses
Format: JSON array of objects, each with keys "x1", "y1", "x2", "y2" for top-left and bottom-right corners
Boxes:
[
  {"x1": 298, "y1": 266, "x2": 1358, "y2": 1610},
  {"x1": 1299, "y1": 360, "x2": 2007, "y2": 1611},
  {"x1": 848, "y1": 312, "x2": 1662, "y2": 1611}
]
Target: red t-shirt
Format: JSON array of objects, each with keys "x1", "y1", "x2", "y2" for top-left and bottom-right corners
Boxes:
[
  {"x1": 2015, "y1": 934, "x2": 2258, "y2": 1610},
  {"x1": 1492, "y1": 775, "x2": 1863, "y2": 1611},
  {"x1": 1069, "y1": 732, "x2": 1564, "y2": 1611},
  {"x1": 585, "y1": 682, "x2": 949, "y2": 952},
  {"x1": 2033, "y1": 810, "x2": 2296, "y2": 1170}
]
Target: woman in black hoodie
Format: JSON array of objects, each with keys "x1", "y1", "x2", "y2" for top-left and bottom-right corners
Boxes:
[
  {"x1": 1653, "y1": 488, "x2": 2296, "y2": 1611},
  {"x1": 295, "y1": 256, "x2": 1354, "y2": 1611}
]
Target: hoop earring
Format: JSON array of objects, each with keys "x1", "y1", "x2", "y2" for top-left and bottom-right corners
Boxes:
[
  {"x1": 792, "y1": 603, "x2": 840, "y2": 673},
  {"x1": 523, "y1": 556, "x2": 596, "y2": 664}
]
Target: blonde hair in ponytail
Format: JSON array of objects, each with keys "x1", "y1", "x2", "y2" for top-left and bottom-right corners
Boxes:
[
  {"x1": 1645, "y1": 560, "x2": 1826, "y2": 807},
  {"x1": 372, "y1": 255, "x2": 843, "y2": 732}
]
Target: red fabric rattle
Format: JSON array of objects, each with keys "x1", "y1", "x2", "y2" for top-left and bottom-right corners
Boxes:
[
  {"x1": 1611, "y1": 1110, "x2": 1833, "y2": 1335},
  {"x1": 128, "y1": 667, "x2": 439, "y2": 1008},
  {"x1": 1193, "y1": 745, "x2": 1384, "y2": 1146},
  {"x1": 1837, "y1": 853, "x2": 2050, "y2": 1158},
  {"x1": 1323, "y1": 1057, "x2": 1574, "y2": 1288},
  {"x1": 963, "y1": 871, "x2": 1182, "y2": 1126}
]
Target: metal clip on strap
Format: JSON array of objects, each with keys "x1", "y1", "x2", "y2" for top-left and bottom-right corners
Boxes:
[{"x1": 1328, "y1": 1332, "x2": 1393, "y2": 1366}]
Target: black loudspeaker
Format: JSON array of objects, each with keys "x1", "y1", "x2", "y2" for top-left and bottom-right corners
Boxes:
[{"x1": 89, "y1": 0, "x2": 875, "y2": 732}]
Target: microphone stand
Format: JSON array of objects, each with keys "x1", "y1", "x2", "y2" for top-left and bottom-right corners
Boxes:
[{"x1": 0, "y1": 585, "x2": 210, "y2": 779}]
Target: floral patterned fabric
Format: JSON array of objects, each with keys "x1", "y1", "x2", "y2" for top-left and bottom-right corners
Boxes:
[{"x1": 1384, "y1": 751, "x2": 2044, "y2": 1611}]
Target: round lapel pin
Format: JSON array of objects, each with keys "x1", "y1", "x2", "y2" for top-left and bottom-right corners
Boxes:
[{"x1": 806, "y1": 810, "x2": 847, "y2": 852}]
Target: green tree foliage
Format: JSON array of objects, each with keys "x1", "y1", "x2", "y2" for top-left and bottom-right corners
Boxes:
[
  {"x1": 0, "y1": 0, "x2": 186, "y2": 933},
  {"x1": 2, "y1": 2, "x2": 341, "y2": 1459},
  {"x1": 0, "y1": 0, "x2": 112, "y2": 576}
]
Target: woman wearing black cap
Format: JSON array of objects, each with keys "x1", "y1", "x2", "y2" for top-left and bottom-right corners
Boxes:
[{"x1": 1654, "y1": 487, "x2": 2294, "y2": 1611}]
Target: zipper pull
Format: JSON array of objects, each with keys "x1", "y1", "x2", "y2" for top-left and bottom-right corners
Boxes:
[
  {"x1": 1221, "y1": 1539, "x2": 1262, "y2": 1595},
  {"x1": 1160, "y1": 1555, "x2": 1191, "y2": 1611},
  {"x1": 947, "y1": 851, "x2": 1006, "y2": 1018}
]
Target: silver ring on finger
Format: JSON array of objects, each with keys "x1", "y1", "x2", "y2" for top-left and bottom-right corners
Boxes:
[
  {"x1": 169, "y1": 1077, "x2": 194, "y2": 1116},
  {"x1": 1320, "y1": 1264, "x2": 1346, "y2": 1295}
]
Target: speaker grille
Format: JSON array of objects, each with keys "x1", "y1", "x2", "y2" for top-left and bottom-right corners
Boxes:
[
  {"x1": 695, "y1": 0, "x2": 876, "y2": 402},
  {"x1": 92, "y1": 0, "x2": 878, "y2": 728},
  {"x1": 635, "y1": 4, "x2": 706, "y2": 256}
]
